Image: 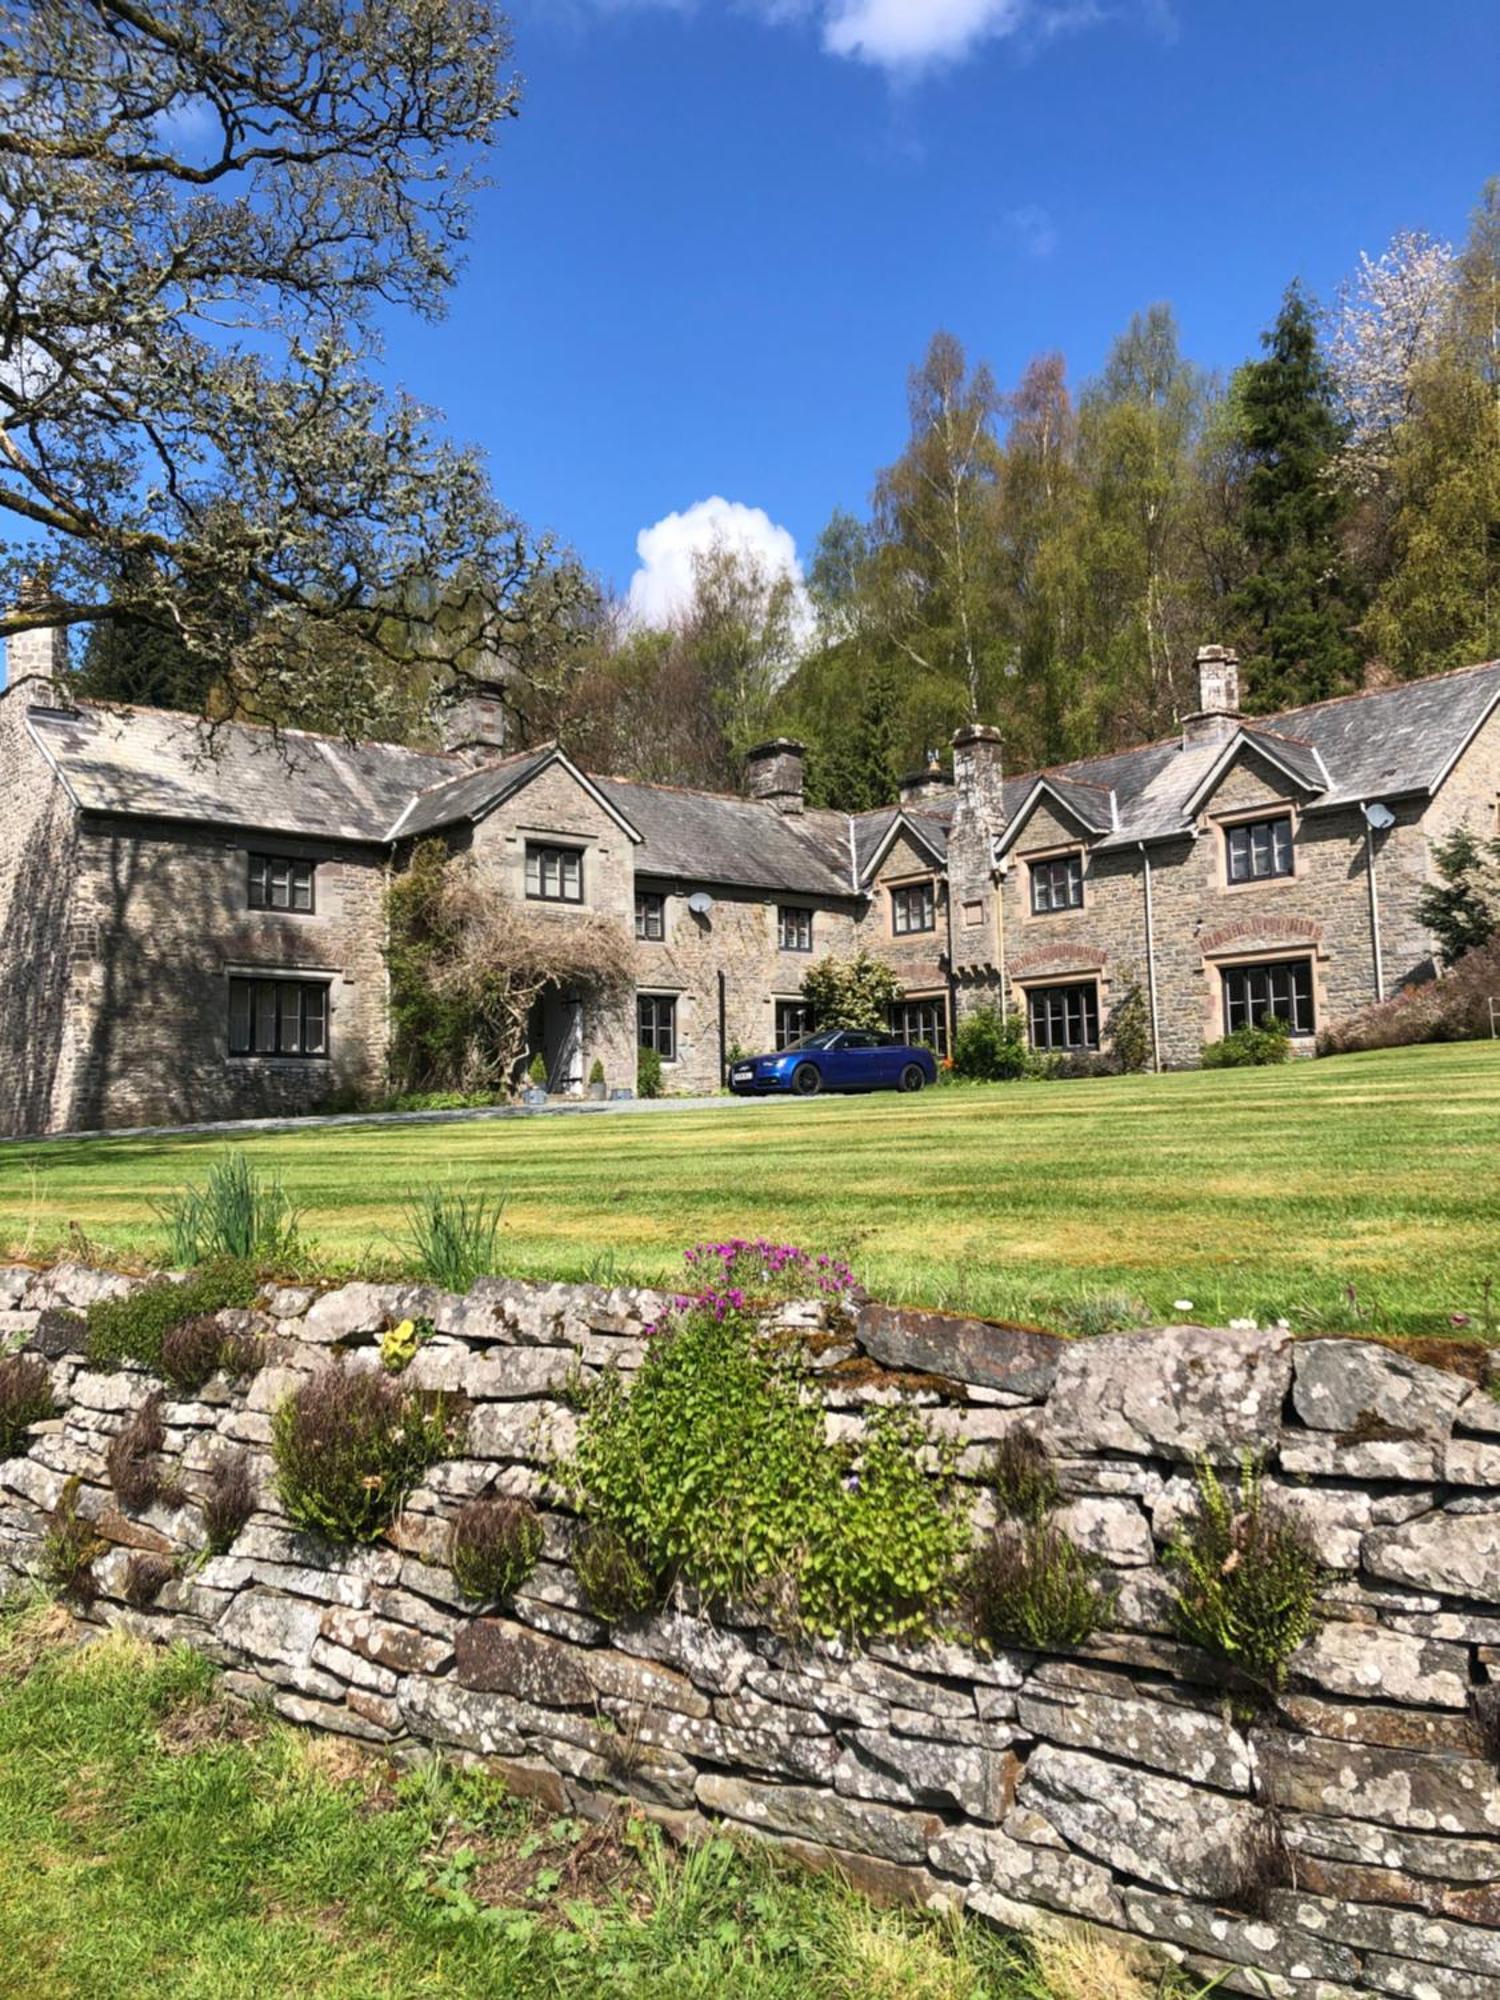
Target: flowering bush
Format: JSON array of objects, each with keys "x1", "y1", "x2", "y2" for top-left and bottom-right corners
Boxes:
[
  {"x1": 271, "y1": 1364, "x2": 463, "y2": 1543},
  {"x1": 677, "y1": 1239, "x2": 859, "y2": 1321}
]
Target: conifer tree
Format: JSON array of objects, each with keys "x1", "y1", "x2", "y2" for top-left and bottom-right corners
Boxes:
[{"x1": 1229, "y1": 286, "x2": 1364, "y2": 709}]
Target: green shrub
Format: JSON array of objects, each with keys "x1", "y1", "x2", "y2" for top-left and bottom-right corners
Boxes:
[
  {"x1": 527, "y1": 1052, "x2": 548, "y2": 1088},
  {"x1": 154, "y1": 1151, "x2": 304, "y2": 1267},
  {"x1": 201, "y1": 1449, "x2": 256, "y2": 1556},
  {"x1": 42, "y1": 1477, "x2": 105, "y2": 1604},
  {"x1": 588, "y1": 1058, "x2": 606, "y2": 1087},
  {"x1": 0, "y1": 1354, "x2": 54, "y2": 1457},
  {"x1": 271, "y1": 1364, "x2": 462, "y2": 1543},
  {"x1": 572, "y1": 1523, "x2": 668, "y2": 1622},
  {"x1": 1201, "y1": 1017, "x2": 1293, "y2": 1068},
  {"x1": 988, "y1": 1430, "x2": 1059, "y2": 1525},
  {"x1": 1108, "y1": 975, "x2": 1154, "y2": 1074},
  {"x1": 86, "y1": 1263, "x2": 259, "y2": 1372},
  {"x1": 106, "y1": 1392, "x2": 174, "y2": 1511},
  {"x1": 1165, "y1": 1457, "x2": 1325, "y2": 1696},
  {"x1": 798, "y1": 951, "x2": 902, "y2": 1033},
  {"x1": 567, "y1": 1307, "x2": 967, "y2": 1643},
  {"x1": 398, "y1": 1184, "x2": 505, "y2": 1291},
  {"x1": 158, "y1": 1313, "x2": 263, "y2": 1395},
  {"x1": 952, "y1": 1007, "x2": 1030, "y2": 1081},
  {"x1": 637, "y1": 1047, "x2": 663, "y2": 1100},
  {"x1": 123, "y1": 1552, "x2": 177, "y2": 1609},
  {"x1": 449, "y1": 1496, "x2": 545, "y2": 1603},
  {"x1": 969, "y1": 1523, "x2": 1111, "y2": 1650},
  {"x1": 1318, "y1": 936, "x2": 1500, "y2": 1055}
]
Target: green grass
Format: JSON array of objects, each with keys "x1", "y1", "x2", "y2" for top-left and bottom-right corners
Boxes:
[
  {"x1": 4, "y1": 1043, "x2": 1500, "y2": 1336},
  {"x1": 0, "y1": 1601, "x2": 1146, "y2": 2000}
]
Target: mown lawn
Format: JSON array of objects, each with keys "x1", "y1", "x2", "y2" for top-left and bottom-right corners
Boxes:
[
  {"x1": 3, "y1": 1043, "x2": 1499, "y2": 1336},
  {"x1": 0, "y1": 1605, "x2": 1179, "y2": 2000}
]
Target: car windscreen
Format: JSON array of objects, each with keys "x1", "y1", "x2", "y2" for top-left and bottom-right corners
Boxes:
[{"x1": 784, "y1": 1031, "x2": 841, "y2": 1051}]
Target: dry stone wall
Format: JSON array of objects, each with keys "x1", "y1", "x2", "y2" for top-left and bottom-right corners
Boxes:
[{"x1": 5, "y1": 1264, "x2": 1500, "y2": 1998}]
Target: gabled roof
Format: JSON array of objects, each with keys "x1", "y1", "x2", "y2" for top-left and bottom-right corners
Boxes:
[
  {"x1": 391, "y1": 746, "x2": 643, "y2": 846},
  {"x1": 1176, "y1": 725, "x2": 1331, "y2": 818},
  {"x1": 994, "y1": 773, "x2": 1117, "y2": 859},
  {"x1": 852, "y1": 807, "x2": 950, "y2": 887}
]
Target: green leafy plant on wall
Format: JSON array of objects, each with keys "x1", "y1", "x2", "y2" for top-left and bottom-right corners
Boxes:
[
  {"x1": 0, "y1": 1355, "x2": 54, "y2": 1458},
  {"x1": 379, "y1": 1315, "x2": 433, "y2": 1374},
  {"x1": 85, "y1": 1263, "x2": 259, "y2": 1373},
  {"x1": 398, "y1": 1185, "x2": 505, "y2": 1292},
  {"x1": 968, "y1": 1429, "x2": 1113, "y2": 1648},
  {"x1": 566, "y1": 1304, "x2": 968, "y2": 1643},
  {"x1": 271, "y1": 1364, "x2": 463, "y2": 1543},
  {"x1": 154, "y1": 1151, "x2": 304, "y2": 1268},
  {"x1": 1165, "y1": 1456, "x2": 1325, "y2": 1699},
  {"x1": 449, "y1": 1495, "x2": 545, "y2": 1603}
]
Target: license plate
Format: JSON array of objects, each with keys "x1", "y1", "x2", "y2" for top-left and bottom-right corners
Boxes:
[{"x1": 732, "y1": 1067, "x2": 753, "y2": 1083}]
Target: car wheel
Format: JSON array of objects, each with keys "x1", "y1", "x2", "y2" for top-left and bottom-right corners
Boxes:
[
  {"x1": 899, "y1": 1063, "x2": 926, "y2": 1093},
  {"x1": 791, "y1": 1063, "x2": 822, "y2": 1097}
]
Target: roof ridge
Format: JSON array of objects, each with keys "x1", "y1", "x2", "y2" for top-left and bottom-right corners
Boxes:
[
  {"x1": 1261, "y1": 657, "x2": 1500, "y2": 725},
  {"x1": 57, "y1": 692, "x2": 462, "y2": 764}
]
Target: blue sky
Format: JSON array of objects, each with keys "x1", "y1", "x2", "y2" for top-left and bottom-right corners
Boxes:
[{"x1": 380, "y1": 0, "x2": 1497, "y2": 616}]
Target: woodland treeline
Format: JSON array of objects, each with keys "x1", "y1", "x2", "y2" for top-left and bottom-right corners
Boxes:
[{"x1": 75, "y1": 184, "x2": 1500, "y2": 812}]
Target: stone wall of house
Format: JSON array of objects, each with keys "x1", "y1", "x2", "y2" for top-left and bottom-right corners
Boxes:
[
  {"x1": 55, "y1": 816, "x2": 389, "y2": 1131},
  {"x1": 0, "y1": 680, "x2": 85, "y2": 1136},
  {"x1": 6, "y1": 1265, "x2": 1500, "y2": 1996}
]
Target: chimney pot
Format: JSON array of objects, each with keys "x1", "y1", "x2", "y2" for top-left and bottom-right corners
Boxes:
[
  {"x1": 744, "y1": 737, "x2": 806, "y2": 815},
  {"x1": 4, "y1": 580, "x2": 69, "y2": 690},
  {"x1": 899, "y1": 757, "x2": 947, "y2": 808},
  {"x1": 440, "y1": 684, "x2": 508, "y2": 767},
  {"x1": 1185, "y1": 644, "x2": 1242, "y2": 743}
]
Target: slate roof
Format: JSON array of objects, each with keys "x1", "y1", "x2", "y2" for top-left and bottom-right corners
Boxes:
[
  {"x1": 24, "y1": 699, "x2": 454, "y2": 844},
  {"x1": 15, "y1": 656, "x2": 1500, "y2": 894},
  {"x1": 600, "y1": 781, "x2": 856, "y2": 897}
]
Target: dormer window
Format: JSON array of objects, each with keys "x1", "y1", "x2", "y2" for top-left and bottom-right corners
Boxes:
[
  {"x1": 1226, "y1": 815, "x2": 1293, "y2": 883},
  {"x1": 1030, "y1": 853, "x2": 1083, "y2": 915},
  {"x1": 248, "y1": 854, "x2": 314, "y2": 913}
]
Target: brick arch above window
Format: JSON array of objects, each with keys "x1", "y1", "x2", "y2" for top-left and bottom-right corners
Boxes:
[
  {"x1": 1198, "y1": 916, "x2": 1323, "y2": 957},
  {"x1": 1011, "y1": 942, "x2": 1108, "y2": 978}
]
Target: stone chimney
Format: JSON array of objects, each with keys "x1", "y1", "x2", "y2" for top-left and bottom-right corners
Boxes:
[
  {"x1": 744, "y1": 738, "x2": 806, "y2": 816},
  {"x1": 439, "y1": 683, "x2": 508, "y2": 767},
  {"x1": 899, "y1": 757, "x2": 947, "y2": 809},
  {"x1": 1183, "y1": 644, "x2": 1242, "y2": 746},
  {"x1": 4, "y1": 583, "x2": 69, "y2": 693},
  {"x1": 947, "y1": 724, "x2": 1006, "y2": 982}
]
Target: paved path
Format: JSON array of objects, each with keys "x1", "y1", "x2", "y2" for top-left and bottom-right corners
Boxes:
[{"x1": 3, "y1": 1091, "x2": 799, "y2": 1148}]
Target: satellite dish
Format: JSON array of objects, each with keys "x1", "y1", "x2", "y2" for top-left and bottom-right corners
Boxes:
[
  {"x1": 1363, "y1": 801, "x2": 1396, "y2": 832},
  {"x1": 686, "y1": 891, "x2": 715, "y2": 916}
]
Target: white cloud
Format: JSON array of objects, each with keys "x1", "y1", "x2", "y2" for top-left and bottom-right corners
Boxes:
[
  {"x1": 820, "y1": 0, "x2": 1027, "y2": 68},
  {"x1": 626, "y1": 495, "x2": 808, "y2": 628},
  {"x1": 561, "y1": 0, "x2": 1107, "y2": 74}
]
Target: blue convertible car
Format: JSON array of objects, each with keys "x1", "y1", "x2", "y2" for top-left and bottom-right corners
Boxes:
[{"x1": 728, "y1": 1029, "x2": 939, "y2": 1097}]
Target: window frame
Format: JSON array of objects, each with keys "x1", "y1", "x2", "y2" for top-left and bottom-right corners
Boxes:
[
  {"x1": 891, "y1": 996, "x2": 949, "y2": 1058},
  {"x1": 775, "y1": 999, "x2": 816, "y2": 1050},
  {"x1": 247, "y1": 853, "x2": 316, "y2": 915},
  {"x1": 227, "y1": 975, "x2": 330, "y2": 1060},
  {"x1": 1220, "y1": 957, "x2": 1315, "y2": 1037},
  {"x1": 636, "y1": 992, "x2": 678, "y2": 1062},
  {"x1": 1029, "y1": 851, "x2": 1085, "y2": 916},
  {"x1": 635, "y1": 890, "x2": 666, "y2": 941},
  {"x1": 525, "y1": 842, "x2": 585, "y2": 905},
  {"x1": 1224, "y1": 813, "x2": 1295, "y2": 886},
  {"x1": 777, "y1": 905, "x2": 814, "y2": 954},
  {"x1": 890, "y1": 880, "x2": 936, "y2": 937},
  {"x1": 1025, "y1": 981, "x2": 1100, "y2": 1053}
]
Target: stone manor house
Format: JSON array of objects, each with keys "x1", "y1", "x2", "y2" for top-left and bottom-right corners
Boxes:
[{"x1": 1, "y1": 623, "x2": 1498, "y2": 1136}]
